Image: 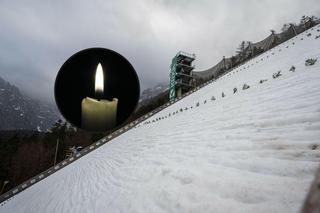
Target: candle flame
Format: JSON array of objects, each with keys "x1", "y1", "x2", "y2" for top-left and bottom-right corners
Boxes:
[{"x1": 95, "y1": 63, "x2": 104, "y2": 94}]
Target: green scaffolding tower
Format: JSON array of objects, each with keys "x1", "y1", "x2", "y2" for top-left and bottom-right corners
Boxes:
[{"x1": 169, "y1": 51, "x2": 195, "y2": 101}]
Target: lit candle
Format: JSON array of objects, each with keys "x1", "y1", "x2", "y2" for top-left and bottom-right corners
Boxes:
[{"x1": 81, "y1": 63, "x2": 118, "y2": 131}]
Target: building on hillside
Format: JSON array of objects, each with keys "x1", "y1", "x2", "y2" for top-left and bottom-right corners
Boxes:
[{"x1": 169, "y1": 51, "x2": 195, "y2": 100}]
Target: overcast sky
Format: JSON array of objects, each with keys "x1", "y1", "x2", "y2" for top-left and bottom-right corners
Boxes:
[{"x1": 0, "y1": 0, "x2": 319, "y2": 103}]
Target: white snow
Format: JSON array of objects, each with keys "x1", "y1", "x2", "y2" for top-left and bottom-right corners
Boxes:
[{"x1": 1, "y1": 25, "x2": 320, "y2": 213}]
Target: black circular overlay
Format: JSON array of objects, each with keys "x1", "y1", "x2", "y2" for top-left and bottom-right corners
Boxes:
[{"x1": 55, "y1": 48, "x2": 140, "y2": 132}]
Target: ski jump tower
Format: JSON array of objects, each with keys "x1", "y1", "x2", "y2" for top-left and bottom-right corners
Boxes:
[{"x1": 169, "y1": 51, "x2": 195, "y2": 101}]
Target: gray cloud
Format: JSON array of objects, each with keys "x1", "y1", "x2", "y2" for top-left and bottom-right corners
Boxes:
[{"x1": 0, "y1": 0, "x2": 319, "y2": 102}]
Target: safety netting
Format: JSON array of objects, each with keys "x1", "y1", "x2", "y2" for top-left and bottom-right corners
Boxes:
[{"x1": 193, "y1": 19, "x2": 319, "y2": 81}]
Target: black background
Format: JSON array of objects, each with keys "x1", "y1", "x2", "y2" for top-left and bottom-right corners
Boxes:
[{"x1": 54, "y1": 48, "x2": 140, "y2": 131}]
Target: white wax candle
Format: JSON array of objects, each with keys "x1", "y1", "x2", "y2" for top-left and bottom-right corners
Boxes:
[{"x1": 81, "y1": 97, "x2": 118, "y2": 131}]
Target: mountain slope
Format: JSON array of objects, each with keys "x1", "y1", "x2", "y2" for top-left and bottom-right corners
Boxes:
[
  {"x1": 0, "y1": 77, "x2": 60, "y2": 131},
  {"x1": 139, "y1": 82, "x2": 168, "y2": 103},
  {"x1": 1, "y1": 25, "x2": 320, "y2": 213}
]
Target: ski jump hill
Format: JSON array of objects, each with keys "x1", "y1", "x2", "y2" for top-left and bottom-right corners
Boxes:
[{"x1": 1, "y1": 25, "x2": 320, "y2": 213}]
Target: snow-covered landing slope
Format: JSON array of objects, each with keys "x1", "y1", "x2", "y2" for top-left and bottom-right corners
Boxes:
[{"x1": 1, "y1": 26, "x2": 320, "y2": 213}]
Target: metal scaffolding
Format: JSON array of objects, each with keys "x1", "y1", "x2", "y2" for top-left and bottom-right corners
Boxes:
[{"x1": 169, "y1": 51, "x2": 195, "y2": 101}]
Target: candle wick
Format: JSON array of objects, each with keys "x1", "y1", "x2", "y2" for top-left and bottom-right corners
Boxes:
[{"x1": 96, "y1": 90, "x2": 103, "y2": 101}]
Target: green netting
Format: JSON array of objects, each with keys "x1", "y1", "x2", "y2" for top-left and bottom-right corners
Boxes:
[{"x1": 169, "y1": 55, "x2": 177, "y2": 101}]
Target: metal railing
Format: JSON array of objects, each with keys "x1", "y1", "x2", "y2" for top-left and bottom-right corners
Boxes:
[
  {"x1": 177, "y1": 51, "x2": 196, "y2": 59},
  {"x1": 0, "y1": 78, "x2": 206, "y2": 204}
]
